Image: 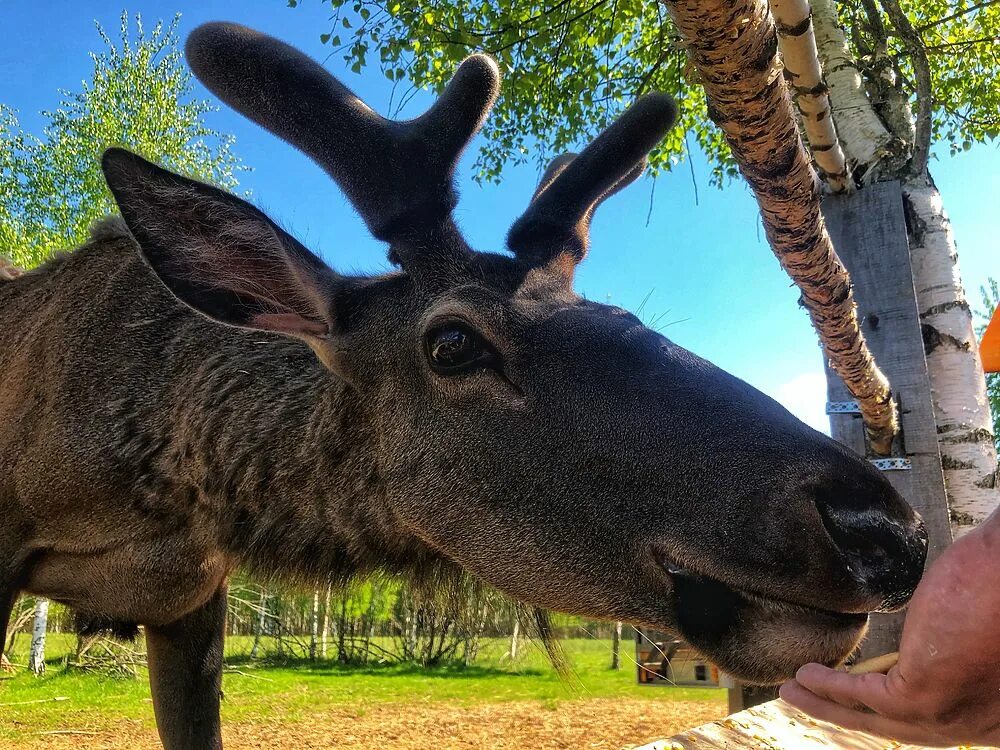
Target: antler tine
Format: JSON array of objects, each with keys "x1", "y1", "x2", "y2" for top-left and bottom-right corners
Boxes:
[
  {"x1": 185, "y1": 23, "x2": 499, "y2": 252},
  {"x1": 507, "y1": 94, "x2": 677, "y2": 270}
]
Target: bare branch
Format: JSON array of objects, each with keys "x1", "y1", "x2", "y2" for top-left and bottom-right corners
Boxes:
[{"x1": 917, "y1": 0, "x2": 1000, "y2": 33}]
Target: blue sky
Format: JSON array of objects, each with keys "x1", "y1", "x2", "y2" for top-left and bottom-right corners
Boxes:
[{"x1": 2, "y1": 2, "x2": 997, "y2": 430}]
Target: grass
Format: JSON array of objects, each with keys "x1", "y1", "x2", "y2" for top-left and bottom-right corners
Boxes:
[{"x1": 0, "y1": 636, "x2": 724, "y2": 739}]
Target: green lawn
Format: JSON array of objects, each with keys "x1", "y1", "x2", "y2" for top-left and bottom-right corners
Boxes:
[{"x1": 0, "y1": 636, "x2": 723, "y2": 739}]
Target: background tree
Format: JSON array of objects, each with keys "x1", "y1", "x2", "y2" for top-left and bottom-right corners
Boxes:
[
  {"x1": 0, "y1": 11, "x2": 246, "y2": 270},
  {"x1": 298, "y1": 0, "x2": 998, "y2": 535}
]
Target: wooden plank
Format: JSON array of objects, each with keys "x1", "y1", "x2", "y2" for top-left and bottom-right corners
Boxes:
[
  {"x1": 645, "y1": 698, "x2": 978, "y2": 749},
  {"x1": 821, "y1": 180, "x2": 952, "y2": 659}
]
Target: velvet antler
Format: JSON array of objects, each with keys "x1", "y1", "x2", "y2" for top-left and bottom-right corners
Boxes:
[
  {"x1": 507, "y1": 95, "x2": 677, "y2": 273},
  {"x1": 185, "y1": 22, "x2": 500, "y2": 266}
]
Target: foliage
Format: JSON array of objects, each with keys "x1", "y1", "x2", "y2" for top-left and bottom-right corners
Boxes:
[
  {"x1": 0, "y1": 11, "x2": 246, "y2": 269},
  {"x1": 292, "y1": 0, "x2": 1000, "y2": 185},
  {"x1": 975, "y1": 277, "x2": 999, "y2": 450}
]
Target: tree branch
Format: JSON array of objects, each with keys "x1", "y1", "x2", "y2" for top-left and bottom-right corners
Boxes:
[
  {"x1": 769, "y1": 0, "x2": 853, "y2": 192},
  {"x1": 917, "y1": 0, "x2": 1000, "y2": 33},
  {"x1": 878, "y1": 0, "x2": 933, "y2": 176}
]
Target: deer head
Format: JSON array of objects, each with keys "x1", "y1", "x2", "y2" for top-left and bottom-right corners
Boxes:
[{"x1": 100, "y1": 22, "x2": 926, "y2": 683}]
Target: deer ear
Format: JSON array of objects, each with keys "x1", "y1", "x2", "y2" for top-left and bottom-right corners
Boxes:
[{"x1": 102, "y1": 148, "x2": 342, "y2": 344}]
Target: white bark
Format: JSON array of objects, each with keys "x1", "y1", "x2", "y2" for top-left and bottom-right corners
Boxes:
[
  {"x1": 28, "y1": 598, "x2": 49, "y2": 676},
  {"x1": 768, "y1": 0, "x2": 852, "y2": 192},
  {"x1": 321, "y1": 583, "x2": 331, "y2": 660},
  {"x1": 249, "y1": 587, "x2": 268, "y2": 660},
  {"x1": 508, "y1": 619, "x2": 520, "y2": 660},
  {"x1": 809, "y1": 0, "x2": 998, "y2": 537},
  {"x1": 810, "y1": 0, "x2": 899, "y2": 175},
  {"x1": 904, "y1": 177, "x2": 999, "y2": 536},
  {"x1": 309, "y1": 589, "x2": 320, "y2": 661}
]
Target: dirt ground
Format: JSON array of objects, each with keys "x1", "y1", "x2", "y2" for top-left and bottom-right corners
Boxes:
[{"x1": 8, "y1": 697, "x2": 725, "y2": 749}]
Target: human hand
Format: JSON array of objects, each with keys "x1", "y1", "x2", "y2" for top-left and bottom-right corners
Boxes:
[{"x1": 780, "y1": 512, "x2": 1000, "y2": 747}]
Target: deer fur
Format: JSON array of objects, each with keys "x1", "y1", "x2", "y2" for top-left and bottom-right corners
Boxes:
[{"x1": 0, "y1": 23, "x2": 927, "y2": 750}]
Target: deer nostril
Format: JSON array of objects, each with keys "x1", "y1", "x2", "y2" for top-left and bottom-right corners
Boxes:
[
  {"x1": 819, "y1": 505, "x2": 889, "y2": 568},
  {"x1": 816, "y1": 501, "x2": 926, "y2": 608},
  {"x1": 819, "y1": 504, "x2": 900, "y2": 567}
]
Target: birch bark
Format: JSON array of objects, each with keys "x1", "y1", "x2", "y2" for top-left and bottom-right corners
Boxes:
[
  {"x1": 904, "y1": 177, "x2": 999, "y2": 536},
  {"x1": 309, "y1": 589, "x2": 320, "y2": 661},
  {"x1": 768, "y1": 0, "x2": 851, "y2": 192},
  {"x1": 809, "y1": 0, "x2": 904, "y2": 177},
  {"x1": 27, "y1": 598, "x2": 49, "y2": 676}
]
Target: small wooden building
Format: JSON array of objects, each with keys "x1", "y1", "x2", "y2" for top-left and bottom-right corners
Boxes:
[{"x1": 634, "y1": 628, "x2": 722, "y2": 688}]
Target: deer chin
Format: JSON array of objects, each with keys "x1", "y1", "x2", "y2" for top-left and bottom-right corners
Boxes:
[{"x1": 658, "y1": 560, "x2": 869, "y2": 685}]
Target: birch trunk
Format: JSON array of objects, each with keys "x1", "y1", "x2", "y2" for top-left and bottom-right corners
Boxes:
[
  {"x1": 767, "y1": 0, "x2": 851, "y2": 192},
  {"x1": 663, "y1": 0, "x2": 898, "y2": 453},
  {"x1": 809, "y1": 0, "x2": 903, "y2": 177},
  {"x1": 321, "y1": 583, "x2": 331, "y2": 659},
  {"x1": 249, "y1": 586, "x2": 268, "y2": 660},
  {"x1": 28, "y1": 598, "x2": 49, "y2": 676},
  {"x1": 309, "y1": 589, "x2": 320, "y2": 661},
  {"x1": 904, "y1": 177, "x2": 999, "y2": 536},
  {"x1": 508, "y1": 619, "x2": 520, "y2": 660}
]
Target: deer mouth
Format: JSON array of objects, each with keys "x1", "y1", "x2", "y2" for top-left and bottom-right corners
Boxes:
[
  {"x1": 653, "y1": 548, "x2": 869, "y2": 627},
  {"x1": 649, "y1": 548, "x2": 869, "y2": 682}
]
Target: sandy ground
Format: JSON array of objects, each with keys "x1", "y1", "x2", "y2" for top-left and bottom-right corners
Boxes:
[{"x1": 7, "y1": 698, "x2": 725, "y2": 749}]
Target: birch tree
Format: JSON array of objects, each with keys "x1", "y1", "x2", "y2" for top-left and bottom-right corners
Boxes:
[
  {"x1": 27, "y1": 598, "x2": 49, "y2": 676},
  {"x1": 296, "y1": 0, "x2": 999, "y2": 535},
  {"x1": 0, "y1": 11, "x2": 246, "y2": 270}
]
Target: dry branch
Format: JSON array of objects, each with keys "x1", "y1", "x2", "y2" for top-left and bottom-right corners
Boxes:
[
  {"x1": 662, "y1": 0, "x2": 898, "y2": 454},
  {"x1": 847, "y1": 650, "x2": 899, "y2": 674},
  {"x1": 768, "y1": 0, "x2": 852, "y2": 192},
  {"x1": 0, "y1": 696, "x2": 70, "y2": 707}
]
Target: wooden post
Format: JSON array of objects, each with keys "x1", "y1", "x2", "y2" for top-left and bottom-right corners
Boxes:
[
  {"x1": 821, "y1": 180, "x2": 952, "y2": 658},
  {"x1": 611, "y1": 620, "x2": 623, "y2": 670},
  {"x1": 727, "y1": 682, "x2": 779, "y2": 713}
]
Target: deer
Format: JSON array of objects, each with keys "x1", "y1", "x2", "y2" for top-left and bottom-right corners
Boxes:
[{"x1": 0, "y1": 22, "x2": 927, "y2": 750}]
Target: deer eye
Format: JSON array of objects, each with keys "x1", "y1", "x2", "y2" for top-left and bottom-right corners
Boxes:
[{"x1": 425, "y1": 323, "x2": 499, "y2": 375}]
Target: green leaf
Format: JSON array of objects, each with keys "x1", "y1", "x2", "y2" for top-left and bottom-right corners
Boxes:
[{"x1": 283, "y1": 0, "x2": 1000, "y2": 186}]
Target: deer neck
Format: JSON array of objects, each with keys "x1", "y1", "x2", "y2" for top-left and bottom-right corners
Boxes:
[{"x1": 176, "y1": 337, "x2": 410, "y2": 581}]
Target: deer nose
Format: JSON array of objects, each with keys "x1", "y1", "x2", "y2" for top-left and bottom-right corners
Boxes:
[{"x1": 817, "y1": 501, "x2": 928, "y2": 611}]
